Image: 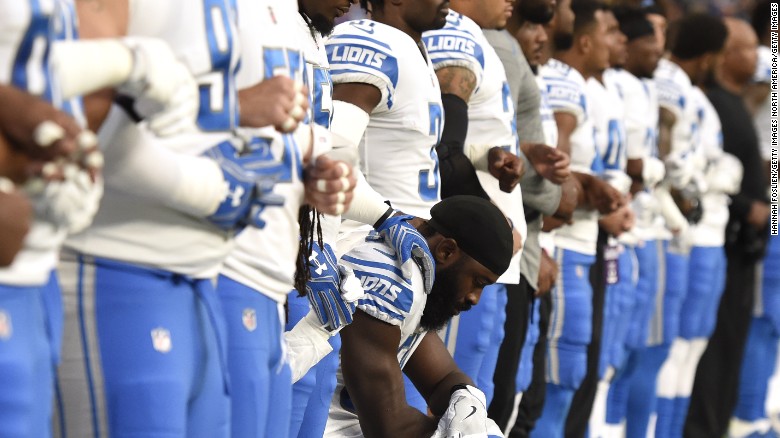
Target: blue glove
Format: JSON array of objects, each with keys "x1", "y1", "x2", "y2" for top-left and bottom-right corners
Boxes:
[
  {"x1": 306, "y1": 243, "x2": 364, "y2": 333},
  {"x1": 202, "y1": 138, "x2": 285, "y2": 230},
  {"x1": 375, "y1": 212, "x2": 435, "y2": 294}
]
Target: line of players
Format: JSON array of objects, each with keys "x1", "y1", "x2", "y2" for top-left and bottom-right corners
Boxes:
[{"x1": 0, "y1": 0, "x2": 775, "y2": 437}]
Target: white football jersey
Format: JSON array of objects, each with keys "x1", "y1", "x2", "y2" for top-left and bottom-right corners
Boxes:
[
  {"x1": 588, "y1": 74, "x2": 627, "y2": 182},
  {"x1": 607, "y1": 70, "x2": 670, "y2": 241},
  {"x1": 754, "y1": 45, "x2": 772, "y2": 161},
  {"x1": 540, "y1": 59, "x2": 599, "y2": 255},
  {"x1": 689, "y1": 87, "x2": 728, "y2": 247},
  {"x1": 64, "y1": 0, "x2": 241, "y2": 279},
  {"x1": 422, "y1": 10, "x2": 525, "y2": 284},
  {"x1": 326, "y1": 19, "x2": 443, "y2": 220},
  {"x1": 324, "y1": 236, "x2": 426, "y2": 437},
  {"x1": 0, "y1": 0, "x2": 84, "y2": 285},
  {"x1": 220, "y1": 0, "x2": 333, "y2": 302}
]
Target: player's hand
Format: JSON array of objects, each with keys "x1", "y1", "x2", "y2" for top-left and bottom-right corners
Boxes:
[
  {"x1": 375, "y1": 211, "x2": 436, "y2": 294},
  {"x1": 431, "y1": 385, "x2": 492, "y2": 438},
  {"x1": 664, "y1": 152, "x2": 696, "y2": 190},
  {"x1": 119, "y1": 37, "x2": 199, "y2": 137},
  {"x1": 239, "y1": 76, "x2": 309, "y2": 133},
  {"x1": 32, "y1": 165, "x2": 103, "y2": 234},
  {"x1": 304, "y1": 155, "x2": 356, "y2": 215},
  {"x1": 521, "y1": 143, "x2": 571, "y2": 184},
  {"x1": 536, "y1": 249, "x2": 557, "y2": 297},
  {"x1": 642, "y1": 156, "x2": 665, "y2": 188},
  {"x1": 580, "y1": 173, "x2": 623, "y2": 214},
  {"x1": 0, "y1": 85, "x2": 84, "y2": 161},
  {"x1": 202, "y1": 138, "x2": 285, "y2": 230},
  {"x1": 0, "y1": 179, "x2": 32, "y2": 266},
  {"x1": 599, "y1": 201, "x2": 634, "y2": 237},
  {"x1": 487, "y1": 147, "x2": 523, "y2": 193},
  {"x1": 306, "y1": 243, "x2": 365, "y2": 333}
]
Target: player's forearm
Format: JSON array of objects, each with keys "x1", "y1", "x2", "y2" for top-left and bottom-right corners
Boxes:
[
  {"x1": 425, "y1": 370, "x2": 475, "y2": 417},
  {"x1": 100, "y1": 105, "x2": 226, "y2": 217},
  {"x1": 341, "y1": 170, "x2": 390, "y2": 226},
  {"x1": 51, "y1": 40, "x2": 135, "y2": 100}
]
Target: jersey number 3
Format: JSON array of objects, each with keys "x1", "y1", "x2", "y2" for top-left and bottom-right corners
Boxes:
[{"x1": 419, "y1": 102, "x2": 443, "y2": 201}]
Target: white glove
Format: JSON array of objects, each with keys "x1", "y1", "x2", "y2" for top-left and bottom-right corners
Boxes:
[
  {"x1": 664, "y1": 152, "x2": 695, "y2": 190},
  {"x1": 32, "y1": 165, "x2": 103, "y2": 234},
  {"x1": 705, "y1": 153, "x2": 743, "y2": 195},
  {"x1": 431, "y1": 385, "x2": 491, "y2": 438},
  {"x1": 119, "y1": 37, "x2": 199, "y2": 137},
  {"x1": 642, "y1": 156, "x2": 666, "y2": 188}
]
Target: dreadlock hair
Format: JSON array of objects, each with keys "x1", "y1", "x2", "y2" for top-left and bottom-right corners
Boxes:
[
  {"x1": 293, "y1": 205, "x2": 324, "y2": 297},
  {"x1": 669, "y1": 13, "x2": 728, "y2": 60}
]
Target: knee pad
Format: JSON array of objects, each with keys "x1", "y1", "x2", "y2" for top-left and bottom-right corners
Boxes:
[{"x1": 547, "y1": 340, "x2": 588, "y2": 389}]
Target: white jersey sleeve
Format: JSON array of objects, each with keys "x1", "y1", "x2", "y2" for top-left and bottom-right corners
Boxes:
[
  {"x1": 327, "y1": 20, "x2": 402, "y2": 111},
  {"x1": 326, "y1": 20, "x2": 444, "y2": 220},
  {"x1": 654, "y1": 59, "x2": 695, "y2": 156},
  {"x1": 422, "y1": 11, "x2": 485, "y2": 90},
  {"x1": 540, "y1": 59, "x2": 596, "y2": 174}
]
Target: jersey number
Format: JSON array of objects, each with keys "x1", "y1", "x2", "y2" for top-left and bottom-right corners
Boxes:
[
  {"x1": 199, "y1": 0, "x2": 238, "y2": 131},
  {"x1": 419, "y1": 103, "x2": 443, "y2": 201}
]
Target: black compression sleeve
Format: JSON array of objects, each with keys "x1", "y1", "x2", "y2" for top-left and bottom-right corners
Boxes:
[{"x1": 437, "y1": 93, "x2": 489, "y2": 200}]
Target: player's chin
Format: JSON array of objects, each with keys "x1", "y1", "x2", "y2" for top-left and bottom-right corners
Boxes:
[{"x1": 432, "y1": 16, "x2": 448, "y2": 30}]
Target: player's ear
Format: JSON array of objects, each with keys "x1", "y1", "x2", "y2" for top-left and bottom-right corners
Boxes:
[{"x1": 433, "y1": 237, "x2": 460, "y2": 267}]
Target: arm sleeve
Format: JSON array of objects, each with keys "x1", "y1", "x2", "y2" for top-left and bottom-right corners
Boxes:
[
  {"x1": 99, "y1": 104, "x2": 226, "y2": 216},
  {"x1": 285, "y1": 311, "x2": 334, "y2": 383},
  {"x1": 437, "y1": 93, "x2": 490, "y2": 199}
]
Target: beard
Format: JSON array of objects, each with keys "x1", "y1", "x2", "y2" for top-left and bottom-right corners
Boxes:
[
  {"x1": 309, "y1": 13, "x2": 336, "y2": 36},
  {"x1": 419, "y1": 263, "x2": 467, "y2": 331}
]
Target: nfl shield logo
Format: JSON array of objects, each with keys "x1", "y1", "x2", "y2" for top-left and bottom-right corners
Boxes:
[
  {"x1": 0, "y1": 310, "x2": 11, "y2": 340},
  {"x1": 150, "y1": 328, "x2": 172, "y2": 353},
  {"x1": 242, "y1": 308, "x2": 257, "y2": 332}
]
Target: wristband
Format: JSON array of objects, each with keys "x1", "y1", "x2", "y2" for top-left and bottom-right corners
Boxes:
[{"x1": 373, "y1": 205, "x2": 395, "y2": 229}]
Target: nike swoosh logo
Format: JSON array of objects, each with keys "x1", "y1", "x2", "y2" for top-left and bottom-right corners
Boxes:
[
  {"x1": 373, "y1": 248, "x2": 396, "y2": 260},
  {"x1": 463, "y1": 406, "x2": 478, "y2": 421}
]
